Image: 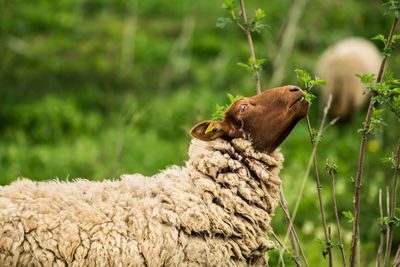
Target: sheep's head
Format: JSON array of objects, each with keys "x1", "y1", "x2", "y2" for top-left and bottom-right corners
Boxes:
[{"x1": 190, "y1": 85, "x2": 308, "y2": 153}]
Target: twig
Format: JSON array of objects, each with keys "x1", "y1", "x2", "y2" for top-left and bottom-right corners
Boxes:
[
  {"x1": 279, "y1": 191, "x2": 301, "y2": 267},
  {"x1": 305, "y1": 96, "x2": 333, "y2": 265},
  {"x1": 279, "y1": 191, "x2": 310, "y2": 267},
  {"x1": 394, "y1": 245, "x2": 400, "y2": 267},
  {"x1": 376, "y1": 189, "x2": 384, "y2": 267},
  {"x1": 328, "y1": 164, "x2": 347, "y2": 266},
  {"x1": 383, "y1": 137, "x2": 400, "y2": 267},
  {"x1": 384, "y1": 186, "x2": 391, "y2": 267},
  {"x1": 238, "y1": 0, "x2": 261, "y2": 94},
  {"x1": 349, "y1": 17, "x2": 399, "y2": 267},
  {"x1": 270, "y1": 0, "x2": 309, "y2": 86},
  {"x1": 271, "y1": 230, "x2": 302, "y2": 267},
  {"x1": 278, "y1": 96, "x2": 336, "y2": 264}
]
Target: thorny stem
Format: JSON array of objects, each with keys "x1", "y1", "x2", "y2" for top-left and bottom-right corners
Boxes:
[
  {"x1": 383, "y1": 137, "x2": 400, "y2": 267},
  {"x1": 350, "y1": 17, "x2": 399, "y2": 267},
  {"x1": 328, "y1": 167, "x2": 347, "y2": 266},
  {"x1": 239, "y1": 0, "x2": 261, "y2": 94},
  {"x1": 376, "y1": 189, "x2": 384, "y2": 267},
  {"x1": 305, "y1": 95, "x2": 333, "y2": 266},
  {"x1": 279, "y1": 191, "x2": 302, "y2": 267},
  {"x1": 270, "y1": 230, "x2": 302, "y2": 267}
]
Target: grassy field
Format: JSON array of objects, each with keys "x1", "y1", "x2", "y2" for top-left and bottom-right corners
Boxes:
[{"x1": 1, "y1": 0, "x2": 399, "y2": 265}]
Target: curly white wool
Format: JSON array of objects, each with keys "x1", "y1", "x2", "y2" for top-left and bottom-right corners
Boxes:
[{"x1": 0, "y1": 138, "x2": 283, "y2": 266}]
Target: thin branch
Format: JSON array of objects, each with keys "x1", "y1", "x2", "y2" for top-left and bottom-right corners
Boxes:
[
  {"x1": 376, "y1": 189, "x2": 384, "y2": 267},
  {"x1": 305, "y1": 95, "x2": 333, "y2": 266},
  {"x1": 279, "y1": 191, "x2": 310, "y2": 267},
  {"x1": 328, "y1": 166, "x2": 347, "y2": 266},
  {"x1": 278, "y1": 96, "x2": 335, "y2": 264},
  {"x1": 279, "y1": 191, "x2": 301, "y2": 267},
  {"x1": 271, "y1": 230, "x2": 302, "y2": 267},
  {"x1": 394, "y1": 245, "x2": 400, "y2": 267},
  {"x1": 383, "y1": 137, "x2": 400, "y2": 267},
  {"x1": 238, "y1": 0, "x2": 261, "y2": 94},
  {"x1": 269, "y1": 0, "x2": 309, "y2": 86},
  {"x1": 349, "y1": 17, "x2": 399, "y2": 267},
  {"x1": 384, "y1": 186, "x2": 391, "y2": 267}
]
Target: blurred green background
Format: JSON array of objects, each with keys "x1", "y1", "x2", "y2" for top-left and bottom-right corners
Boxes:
[{"x1": 1, "y1": 0, "x2": 399, "y2": 265}]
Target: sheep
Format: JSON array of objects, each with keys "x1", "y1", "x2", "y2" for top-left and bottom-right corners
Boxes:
[
  {"x1": 316, "y1": 37, "x2": 381, "y2": 120},
  {"x1": 0, "y1": 85, "x2": 308, "y2": 267}
]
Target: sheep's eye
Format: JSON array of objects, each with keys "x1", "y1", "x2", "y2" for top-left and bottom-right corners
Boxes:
[{"x1": 240, "y1": 104, "x2": 248, "y2": 112}]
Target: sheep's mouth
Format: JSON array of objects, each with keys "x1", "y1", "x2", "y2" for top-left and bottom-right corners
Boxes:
[{"x1": 289, "y1": 97, "x2": 303, "y2": 109}]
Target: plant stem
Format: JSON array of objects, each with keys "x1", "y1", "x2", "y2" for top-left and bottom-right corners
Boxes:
[
  {"x1": 270, "y1": 230, "x2": 302, "y2": 267},
  {"x1": 278, "y1": 96, "x2": 336, "y2": 263},
  {"x1": 328, "y1": 167, "x2": 347, "y2": 266},
  {"x1": 279, "y1": 191, "x2": 310, "y2": 267},
  {"x1": 394, "y1": 245, "x2": 400, "y2": 267},
  {"x1": 305, "y1": 96, "x2": 333, "y2": 265},
  {"x1": 349, "y1": 17, "x2": 399, "y2": 267},
  {"x1": 376, "y1": 189, "x2": 384, "y2": 267},
  {"x1": 270, "y1": 0, "x2": 309, "y2": 86},
  {"x1": 383, "y1": 137, "x2": 400, "y2": 267},
  {"x1": 238, "y1": 0, "x2": 261, "y2": 94},
  {"x1": 279, "y1": 191, "x2": 301, "y2": 267}
]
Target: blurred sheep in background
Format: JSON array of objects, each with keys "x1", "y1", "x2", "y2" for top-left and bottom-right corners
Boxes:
[{"x1": 316, "y1": 37, "x2": 381, "y2": 121}]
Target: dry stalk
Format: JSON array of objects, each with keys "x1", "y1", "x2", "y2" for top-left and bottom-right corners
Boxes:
[
  {"x1": 394, "y1": 245, "x2": 400, "y2": 267},
  {"x1": 279, "y1": 191, "x2": 301, "y2": 267},
  {"x1": 271, "y1": 230, "x2": 302, "y2": 267},
  {"x1": 305, "y1": 96, "x2": 333, "y2": 265},
  {"x1": 278, "y1": 95, "x2": 335, "y2": 264},
  {"x1": 270, "y1": 0, "x2": 309, "y2": 86},
  {"x1": 383, "y1": 137, "x2": 400, "y2": 267},
  {"x1": 279, "y1": 191, "x2": 310, "y2": 267},
  {"x1": 376, "y1": 189, "x2": 384, "y2": 267},
  {"x1": 328, "y1": 165, "x2": 347, "y2": 266},
  {"x1": 349, "y1": 17, "x2": 399, "y2": 267}
]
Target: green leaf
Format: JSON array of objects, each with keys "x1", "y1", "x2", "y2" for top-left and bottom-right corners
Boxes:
[
  {"x1": 383, "y1": 0, "x2": 400, "y2": 17},
  {"x1": 211, "y1": 93, "x2": 243, "y2": 121},
  {"x1": 237, "y1": 62, "x2": 253, "y2": 73},
  {"x1": 325, "y1": 158, "x2": 338, "y2": 174},
  {"x1": 302, "y1": 92, "x2": 316, "y2": 104},
  {"x1": 372, "y1": 34, "x2": 387, "y2": 45},
  {"x1": 356, "y1": 73, "x2": 376, "y2": 84},
  {"x1": 254, "y1": 8, "x2": 266, "y2": 21},
  {"x1": 343, "y1": 211, "x2": 354, "y2": 223},
  {"x1": 222, "y1": 0, "x2": 237, "y2": 10},
  {"x1": 310, "y1": 78, "x2": 327, "y2": 87},
  {"x1": 216, "y1": 17, "x2": 232, "y2": 29}
]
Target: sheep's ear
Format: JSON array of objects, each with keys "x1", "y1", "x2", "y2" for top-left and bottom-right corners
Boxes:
[{"x1": 189, "y1": 120, "x2": 229, "y2": 141}]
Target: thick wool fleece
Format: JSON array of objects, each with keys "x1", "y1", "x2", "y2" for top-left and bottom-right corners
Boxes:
[{"x1": 0, "y1": 138, "x2": 283, "y2": 267}]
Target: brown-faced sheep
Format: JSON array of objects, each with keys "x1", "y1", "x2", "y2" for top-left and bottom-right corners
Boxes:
[
  {"x1": 0, "y1": 85, "x2": 308, "y2": 266},
  {"x1": 316, "y1": 37, "x2": 381, "y2": 120}
]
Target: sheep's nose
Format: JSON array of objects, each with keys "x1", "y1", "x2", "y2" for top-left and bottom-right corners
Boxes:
[{"x1": 289, "y1": 87, "x2": 302, "y2": 92}]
